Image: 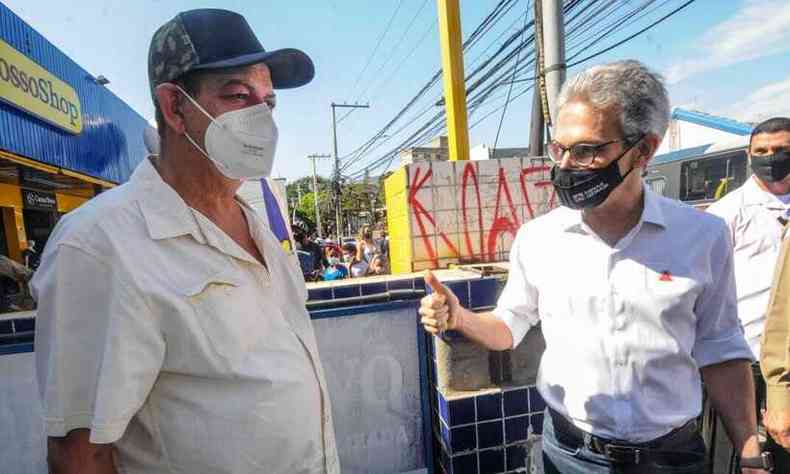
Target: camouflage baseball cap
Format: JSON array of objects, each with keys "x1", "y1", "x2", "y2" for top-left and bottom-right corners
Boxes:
[{"x1": 148, "y1": 9, "x2": 314, "y2": 99}]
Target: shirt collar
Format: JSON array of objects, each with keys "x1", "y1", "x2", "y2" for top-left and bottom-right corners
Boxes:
[
  {"x1": 132, "y1": 157, "x2": 205, "y2": 243},
  {"x1": 561, "y1": 185, "x2": 666, "y2": 233},
  {"x1": 742, "y1": 176, "x2": 787, "y2": 208}
]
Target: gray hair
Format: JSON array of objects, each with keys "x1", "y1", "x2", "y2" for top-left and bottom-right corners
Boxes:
[{"x1": 556, "y1": 60, "x2": 670, "y2": 142}]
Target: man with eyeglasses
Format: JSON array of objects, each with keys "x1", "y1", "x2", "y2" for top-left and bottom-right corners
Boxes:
[
  {"x1": 708, "y1": 117, "x2": 790, "y2": 471},
  {"x1": 420, "y1": 60, "x2": 764, "y2": 473}
]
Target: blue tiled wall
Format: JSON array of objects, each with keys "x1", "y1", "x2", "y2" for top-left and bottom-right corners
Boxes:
[
  {"x1": 433, "y1": 385, "x2": 544, "y2": 474},
  {"x1": 426, "y1": 276, "x2": 544, "y2": 474},
  {"x1": 307, "y1": 276, "x2": 422, "y2": 301}
]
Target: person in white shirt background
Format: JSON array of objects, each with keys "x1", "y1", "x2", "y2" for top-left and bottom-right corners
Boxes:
[
  {"x1": 707, "y1": 116, "x2": 790, "y2": 472},
  {"x1": 419, "y1": 60, "x2": 766, "y2": 473},
  {"x1": 32, "y1": 9, "x2": 338, "y2": 474}
]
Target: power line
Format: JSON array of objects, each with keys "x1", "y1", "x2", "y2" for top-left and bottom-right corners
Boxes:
[
  {"x1": 346, "y1": 0, "x2": 406, "y2": 98},
  {"x1": 493, "y1": 3, "x2": 530, "y2": 150},
  {"x1": 567, "y1": 0, "x2": 697, "y2": 67}
]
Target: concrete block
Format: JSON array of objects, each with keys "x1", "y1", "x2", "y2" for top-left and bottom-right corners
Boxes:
[{"x1": 510, "y1": 327, "x2": 546, "y2": 387}]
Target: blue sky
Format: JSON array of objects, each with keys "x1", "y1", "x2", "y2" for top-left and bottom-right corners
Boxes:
[{"x1": 5, "y1": 0, "x2": 790, "y2": 180}]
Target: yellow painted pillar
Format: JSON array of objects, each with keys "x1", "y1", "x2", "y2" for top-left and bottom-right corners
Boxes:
[
  {"x1": 3, "y1": 207, "x2": 27, "y2": 263},
  {"x1": 437, "y1": 0, "x2": 470, "y2": 162}
]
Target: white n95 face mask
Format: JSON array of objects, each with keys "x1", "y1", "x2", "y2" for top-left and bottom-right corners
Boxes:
[{"x1": 176, "y1": 85, "x2": 278, "y2": 180}]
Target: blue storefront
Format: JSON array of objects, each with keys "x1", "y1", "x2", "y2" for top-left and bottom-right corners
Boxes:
[{"x1": 0, "y1": 2, "x2": 148, "y2": 263}]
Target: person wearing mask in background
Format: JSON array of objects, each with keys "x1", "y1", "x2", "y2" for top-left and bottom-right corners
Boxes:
[
  {"x1": 356, "y1": 225, "x2": 377, "y2": 266},
  {"x1": 418, "y1": 60, "x2": 766, "y2": 473},
  {"x1": 343, "y1": 242, "x2": 369, "y2": 278},
  {"x1": 323, "y1": 249, "x2": 349, "y2": 281},
  {"x1": 708, "y1": 117, "x2": 790, "y2": 470},
  {"x1": 32, "y1": 9, "x2": 338, "y2": 473}
]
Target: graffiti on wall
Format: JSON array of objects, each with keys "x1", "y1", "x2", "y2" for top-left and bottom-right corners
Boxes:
[{"x1": 407, "y1": 158, "x2": 556, "y2": 270}]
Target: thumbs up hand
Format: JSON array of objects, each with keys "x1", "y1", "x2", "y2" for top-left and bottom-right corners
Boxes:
[{"x1": 419, "y1": 270, "x2": 463, "y2": 335}]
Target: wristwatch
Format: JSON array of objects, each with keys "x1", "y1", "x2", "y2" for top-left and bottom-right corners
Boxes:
[{"x1": 740, "y1": 452, "x2": 774, "y2": 471}]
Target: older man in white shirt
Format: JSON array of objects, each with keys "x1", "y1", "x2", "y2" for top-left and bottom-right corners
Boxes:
[
  {"x1": 32, "y1": 9, "x2": 338, "y2": 474},
  {"x1": 420, "y1": 60, "x2": 766, "y2": 473}
]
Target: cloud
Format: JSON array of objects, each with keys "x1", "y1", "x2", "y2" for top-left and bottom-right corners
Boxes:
[
  {"x1": 722, "y1": 77, "x2": 790, "y2": 122},
  {"x1": 665, "y1": 0, "x2": 790, "y2": 84}
]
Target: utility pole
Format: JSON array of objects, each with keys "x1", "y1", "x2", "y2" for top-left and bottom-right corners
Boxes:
[
  {"x1": 308, "y1": 153, "x2": 331, "y2": 238},
  {"x1": 331, "y1": 102, "x2": 369, "y2": 240},
  {"x1": 437, "y1": 0, "x2": 470, "y2": 162},
  {"x1": 528, "y1": 59, "x2": 545, "y2": 156},
  {"x1": 541, "y1": 0, "x2": 566, "y2": 127}
]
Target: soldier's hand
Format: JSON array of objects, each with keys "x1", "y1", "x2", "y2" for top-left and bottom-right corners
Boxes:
[
  {"x1": 419, "y1": 270, "x2": 462, "y2": 335},
  {"x1": 764, "y1": 408, "x2": 790, "y2": 450}
]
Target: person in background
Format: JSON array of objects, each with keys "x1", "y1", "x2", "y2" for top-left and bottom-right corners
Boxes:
[
  {"x1": 707, "y1": 117, "x2": 790, "y2": 471},
  {"x1": 760, "y1": 226, "x2": 790, "y2": 470},
  {"x1": 33, "y1": 9, "x2": 338, "y2": 473},
  {"x1": 356, "y1": 226, "x2": 377, "y2": 265},
  {"x1": 323, "y1": 249, "x2": 348, "y2": 281},
  {"x1": 22, "y1": 240, "x2": 38, "y2": 270},
  {"x1": 343, "y1": 243, "x2": 369, "y2": 278},
  {"x1": 419, "y1": 60, "x2": 765, "y2": 473}
]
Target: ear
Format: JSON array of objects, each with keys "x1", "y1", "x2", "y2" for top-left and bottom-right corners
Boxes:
[
  {"x1": 155, "y1": 83, "x2": 187, "y2": 136},
  {"x1": 636, "y1": 134, "x2": 661, "y2": 168}
]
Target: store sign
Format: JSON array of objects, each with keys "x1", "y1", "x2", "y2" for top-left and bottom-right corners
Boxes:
[
  {"x1": 0, "y1": 38, "x2": 82, "y2": 134},
  {"x1": 22, "y1": 189, "x2": 57, "y2": 211}
]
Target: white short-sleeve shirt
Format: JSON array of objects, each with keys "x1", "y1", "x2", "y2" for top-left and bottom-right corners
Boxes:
[
  {"x1": 707, "y1": 176, "x2": 790, "y2": 357},
  {"x1": 31, "y1": 158, "x2": 339, "y2": 473},
  {"x1": 493, "y1": 188, "x2": 753, "y2": 442}
]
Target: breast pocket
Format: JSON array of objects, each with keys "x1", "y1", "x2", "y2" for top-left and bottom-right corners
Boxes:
[
  {"x1": 617, "y1": 259, "x2": 699, "y2": 318},
  {"x1": 181, "y1": 273, "x2": 262, "y2": 367}
]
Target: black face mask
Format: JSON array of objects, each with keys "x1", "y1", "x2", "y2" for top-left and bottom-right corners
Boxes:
[
  {"x1": 551, "y1": 142, "x2": 639, "y2": 210},
  {"x1": 751, "y1": 150, "x2": 790, "y2": 183}
]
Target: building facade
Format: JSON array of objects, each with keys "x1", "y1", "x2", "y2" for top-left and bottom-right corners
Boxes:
[{"x1": 0, "y1": 3, "x2": 150, "y2": 265}]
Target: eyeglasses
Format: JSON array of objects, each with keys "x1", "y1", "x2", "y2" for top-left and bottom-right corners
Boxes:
[{"x1": 547, "y1": 139, "x2": 629, "y2": 167}]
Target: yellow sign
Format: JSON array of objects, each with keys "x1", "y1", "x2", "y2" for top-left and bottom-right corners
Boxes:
[{"x1": 0, "y1": 38, "x2": 82, "y2": 134}]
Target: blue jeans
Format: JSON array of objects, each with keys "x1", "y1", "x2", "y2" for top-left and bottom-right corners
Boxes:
[{"x1": 542, "y1": 409, "x2": 709, "y2": 474}]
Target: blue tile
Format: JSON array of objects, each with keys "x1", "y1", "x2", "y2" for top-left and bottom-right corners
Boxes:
[
  {"x1": 387, "y1": 278, "x2": 415, "y2": 291},
  {"x1": 477, "y1": 420, "x2": 504, "y2": 450},
  {"x1": 307, "y1": 288, "x2": 333, "y2": 301},
  {"x1": 470, "y1": 277, "x2": 499, "y2": 309},
  {"x1": 451, "y1": 453, "x2": 478, "y2": 474},
  {"x1": 438, "y1": 392, "x2": 449, "y2": 426},
  {"x1": 441, "y1": 422, "x2": 451, "y2": 451},
  {"x1": 505, "y1": 415, "x2": 529, "y2": 444},
  {"x1": 13, "y1": 318, "x2": 34, "y2": 332},
  {"x1": 0, "y1": 320, "x2": 11, "y2": 335},
  {"x1": 448, "y1": 396, "x2": 476, "y2": 426},
  {"x1": 530, "y1": 413, "x2": 544, "y2": 435},
  {"x1": 333, "y1": 285, "x2": 360, "y2": 298},
  {"x1": 506, "y1": 444, "x2": 528, "y2": 471},
  {"x1": 361, "y1": 282, "x2": 387, "y2": 295},
  {"x1": 445, "y1": 280, "x2": 471, "y2": 308},
  {"x1": 528, "y1": 387, "x2": 546, "y2": 414},
  {"x1": 476, "y1": 393, "x2": 502, "y2": 422},
  {"x1": 503, "y1": 389, "x2": 528, "y2": 417},
  {"x1": 479, "y1": 448, "x2": 505, "y2": 474},
  {"x1": 450, "y1": 425, "x2": 476, "y2": 453}
]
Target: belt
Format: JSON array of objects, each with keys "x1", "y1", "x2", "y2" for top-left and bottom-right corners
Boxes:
[{"x1": 548, "y1": 408, "x2": 707, "y2": 467}]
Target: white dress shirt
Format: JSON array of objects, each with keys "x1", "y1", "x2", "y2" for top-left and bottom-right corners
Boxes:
[
  {"x1": 493, "y1": 187, "x2": 753, "y2": 442},
  {"x1": 31, "y1": 158, "x2": 339, "y2": 473},
  {"x1": 707, "y1": 176, "x2": 790, "y2": 357}
]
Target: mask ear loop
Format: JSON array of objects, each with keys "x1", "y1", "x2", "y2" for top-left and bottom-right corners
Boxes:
[{"x1": 156, "y1": 83, "x2": 217, "y2": 160}]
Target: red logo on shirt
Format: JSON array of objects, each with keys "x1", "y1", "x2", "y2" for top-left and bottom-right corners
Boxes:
[{"x1": 659, "y1": 271, "x2": 673, "y2": 282}]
